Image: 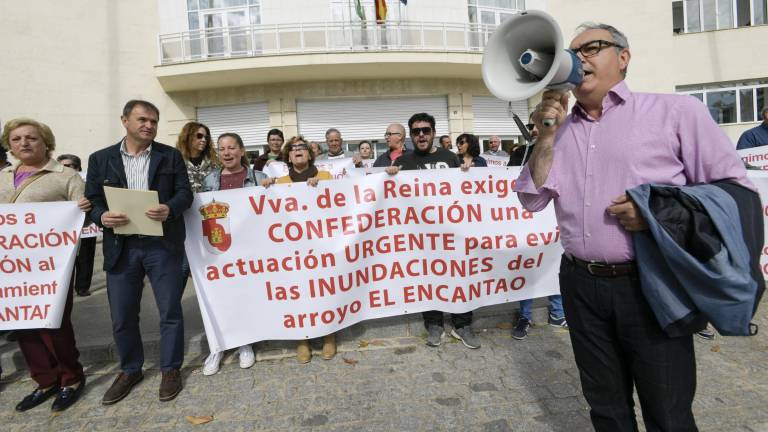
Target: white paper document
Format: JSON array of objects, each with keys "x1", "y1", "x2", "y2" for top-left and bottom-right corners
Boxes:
[{"x1": 103, "y1": 186, "x2": 163, "y2": 236}]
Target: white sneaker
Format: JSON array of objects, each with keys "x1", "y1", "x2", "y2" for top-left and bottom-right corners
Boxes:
[
  {"x1": 202, "y1": 351, "x2": 224, "y2": 376},
  {"x1": 238, "y1": 345, "x2": 255, "y2": 369}
]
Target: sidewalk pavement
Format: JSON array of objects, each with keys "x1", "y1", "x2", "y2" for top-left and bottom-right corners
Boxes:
[{"x1": 0, "y1": 248, "x2": 767, "y2": 431}]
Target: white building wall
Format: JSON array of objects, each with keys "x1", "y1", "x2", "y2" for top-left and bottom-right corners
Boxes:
[
  {"x1": 158, "y1": 0, "x2": 188, "y2": 34},
  {"x1": 0, "y1": 0, "x2": 177, "y2": 165}
]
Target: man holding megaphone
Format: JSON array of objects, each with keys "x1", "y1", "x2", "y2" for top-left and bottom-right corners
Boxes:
[{"x1": 507, "y1": 21, "x2": 753, "y2": 432}]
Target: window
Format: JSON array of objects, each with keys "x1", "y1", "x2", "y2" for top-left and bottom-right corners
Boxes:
[
  {"x1": 329, "y1": 0, "x2": 407, "y2": 23},
  {"x1": 673, "y1": 1, "x2": 685, "y2": 33},
  {"x1": 678, "y1": 79, "x2": 768, "y2": 124},
  {"x1": 707, "y1": 90, "x2": 737, "y2": 123},
  {"x1": 468, "y1": 0, "x2": 525, "y2": 27},
  {"x1": 186, "y1": 0, "x2": 260, "y2": 58},
  {"x1": 467, "y1": 0, "x2": 525, "y2": 50},
  {"x1": 187, "y1": 0, "x2": 259, "y2": 30},
  {"x1": 675, "y1": 0, "x2": 768, "y2": 33}
]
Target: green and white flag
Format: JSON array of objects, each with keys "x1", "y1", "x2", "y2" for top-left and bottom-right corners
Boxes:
[{"x1": 354, "y1": 0, "x2": 366, "y2": 20}]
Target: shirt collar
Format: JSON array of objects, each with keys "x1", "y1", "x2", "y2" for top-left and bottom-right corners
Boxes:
[
  {"x1": 11, "y1": 158, "x2": 61, "y2": 173},
  {"x1": 572, "y1": 80, "x2": 631, "y2": 120},
  {"x1": 120, "y1": 138, "x2": 152, "y2": 157}
]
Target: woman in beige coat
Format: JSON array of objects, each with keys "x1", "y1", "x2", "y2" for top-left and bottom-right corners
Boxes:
[{"x1": 0, "y1": 118, "x2": 91, "y2": 413}]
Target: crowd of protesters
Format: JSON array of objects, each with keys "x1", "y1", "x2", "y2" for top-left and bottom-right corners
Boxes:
[
  {"x1": 1, "y1": 19, "x2": 762, "y2": 432},
  {"x1": 0, "y1": 103, "x2": 559, "y2": 413}
]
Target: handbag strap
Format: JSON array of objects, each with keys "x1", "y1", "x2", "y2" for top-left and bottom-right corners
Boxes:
[{"x1": 9, "y1": 170, "x2": 50, "y2": 203}]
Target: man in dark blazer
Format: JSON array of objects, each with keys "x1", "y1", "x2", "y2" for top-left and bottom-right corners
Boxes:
[{"x1": 86, "y1": 100, "x2": 192, "y2": 405}]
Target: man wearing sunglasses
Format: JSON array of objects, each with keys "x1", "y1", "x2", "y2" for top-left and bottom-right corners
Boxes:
[
  {"x1": 514, "y1": 23, "x2": 751, "y2": 431},
  {"x1": 373, "y1": 123, "x2": 410, "y2": 167},
  {"x1": 385, "y1": 113, "x2": 481, "y2": 350}
]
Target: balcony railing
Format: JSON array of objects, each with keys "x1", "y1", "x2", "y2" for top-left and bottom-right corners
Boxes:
[{"x1": 158, "y1": 20, "x2": 496, "y2": 65}]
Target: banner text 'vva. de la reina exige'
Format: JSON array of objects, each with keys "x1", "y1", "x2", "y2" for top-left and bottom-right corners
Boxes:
[{"x1": 185, "y1": 168, "x2": 561, "y2": 353}]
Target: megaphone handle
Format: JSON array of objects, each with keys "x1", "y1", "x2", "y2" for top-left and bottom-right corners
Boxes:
[{"x1": 542, "y1": 118, "x2": 556, "y2": 127}]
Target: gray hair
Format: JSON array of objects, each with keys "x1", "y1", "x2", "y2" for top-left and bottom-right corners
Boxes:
[
  {"x1": 762, "y1": 106, "x2": 768, "y2": 118},
  {"x1": 325, "y1": 128, "x2": 341, "y2": 139},
  {"x1": 575, "y1": 22, "x2": 630, "y2": 76}
]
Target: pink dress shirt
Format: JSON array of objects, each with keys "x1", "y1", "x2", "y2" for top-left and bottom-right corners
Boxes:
[{"x1": 515, "y1": 81, "x2": 752, "y2": 263}]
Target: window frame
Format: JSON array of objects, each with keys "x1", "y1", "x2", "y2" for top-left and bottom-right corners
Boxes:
[
  {"x1": 679, "y1": 80, "x2": 768, "y2": 125},
  {"x1": 679, "y1": 0, "x2": 768, "y2": 33}
]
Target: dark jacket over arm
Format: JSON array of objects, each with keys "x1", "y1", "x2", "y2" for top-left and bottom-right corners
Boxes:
[
  {"x1": 86, "y1": 141, "x2": 193, "y2": 271},
  {"x1": 628, "y1": 182, "x2": 764, "y2": 337}
]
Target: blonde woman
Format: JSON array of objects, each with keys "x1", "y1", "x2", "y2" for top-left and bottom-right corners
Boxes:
[{"x1": 0, "y1": 118, "x2": 91, "y2": 412}]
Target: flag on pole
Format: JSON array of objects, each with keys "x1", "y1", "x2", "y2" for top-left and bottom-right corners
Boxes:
[
  {"x1": 375, "y1": 0, "x2": 388, "y2": 23},
  {"x1": 354, "y1": 0, "x2": 366, "y2": 20}
]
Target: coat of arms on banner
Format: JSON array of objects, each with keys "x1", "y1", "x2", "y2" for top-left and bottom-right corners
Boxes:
[{"x1": 200, "y1": 200, "x2": 232, "y2": 253}]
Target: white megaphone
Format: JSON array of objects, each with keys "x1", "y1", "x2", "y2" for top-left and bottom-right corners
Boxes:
[{"x1": 482, "y1": 10, "x2": 583, "y2": 127}]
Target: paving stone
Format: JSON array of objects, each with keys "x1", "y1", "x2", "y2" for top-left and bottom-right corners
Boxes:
[{"x1": 0, "y1": 253, "x2": 765, "y2": 431}]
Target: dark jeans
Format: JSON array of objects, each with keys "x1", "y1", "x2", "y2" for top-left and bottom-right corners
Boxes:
[
  {"x1": 74, "y1": 237, "x2": 97, "y2": 294},
  {"x1": 559, "y1": 255, "x2": 698, "y2": 432},
  {"x1": 106, "y1": 237, "x2": 185, "y2": 373},
  {"x1": 18, "y1": 274, "x2": 84, "y2": 388},
  {"x1": 422, "y1": 311, "x2": 473, "y2": 329}
]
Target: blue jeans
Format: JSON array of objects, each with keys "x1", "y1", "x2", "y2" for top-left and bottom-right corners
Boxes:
[
  {"x1": 519, "y1": 295, "x2": 564, "y2": 321},
  {"x1": 106, "y1": 237, "x2": 185, "y2": 373}
]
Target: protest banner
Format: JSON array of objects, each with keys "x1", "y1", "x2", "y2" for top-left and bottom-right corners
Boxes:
[
  {"x1": 739, "y1": 148, "x2": 768, "y2": 170},
  {"x1": 749, "y1": 171, "x2": 768, "y2": 279},
  {"x1": 262, "y1": 158, "x2": 362, "y2": 179},
  {"x1": 185, "y1": 167, "x2": 561, "y2": 353},
  {"x1": 359, "y1": 159, "x2": 376, "y2": 169},
  {"x1": 0, "y1": 202, "x2": 84, "y2": 330},
  {"x1": 80, "y1": 222, "x2": 102, "y2": 239},
  {"x1": 483, "y1": 154, "x2": 510, "y2": 167}
]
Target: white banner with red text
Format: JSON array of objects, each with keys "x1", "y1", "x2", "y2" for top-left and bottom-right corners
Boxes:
[
  {"x1": 748, "y1": 172, "x2": 768, "y2": 279},
  {"x1": 263, "y1": 158, "x2": 362, "y2": 179},
  {"x1": 740, "y1": 148, "x2": 768, "y2": 170},
  {"x1": 185, "y1": 167, "x2": 561, "y2": 353},
  {"x1": 482, "y1": 154, "x2": 510, "y2": 167},
  {"x1": 0, "y1": 202, "x2": 83, "y2": 330}
]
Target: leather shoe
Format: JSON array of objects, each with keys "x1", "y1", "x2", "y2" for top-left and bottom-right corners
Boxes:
[
  {"x1": 102, "y1": 371, "x2": 143, "y2": 405},
  {"x1": 76, "y1": 290, "x2": 91, "y2": 297},
  {"x1": 51, "y1": 379, "x2": 85, "y2": 412},
  {"x1": 15, "y1": 386, "x2": 59, "y2": 412},
  {"x1": 159, "y1": 369, "x2": 182, "y2": 402}
]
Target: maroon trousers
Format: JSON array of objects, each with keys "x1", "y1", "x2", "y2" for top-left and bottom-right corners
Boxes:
[{"x1": 17, "y1": 278, "x2": 84, "y2": 388}]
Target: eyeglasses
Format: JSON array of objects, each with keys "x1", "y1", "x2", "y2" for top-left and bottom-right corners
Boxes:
[
  {"x1": 410, "y1": 127, "x2": 433, "y2": 136},
  {"x1": 571, "y1": 39, "x2": 624, "y2": 58},
  {"x1": 526, "y1": 123, "x2": 535, "y2": 131},
  {"x1": 290, "y1": 144, "x2": 309, "y2": 152},
  {"x1": 384, "y1": 131, "x2": 402, "y2": 137},
  {"x1": 195, "y1": 133, "x2": 208, "y2": 140}
]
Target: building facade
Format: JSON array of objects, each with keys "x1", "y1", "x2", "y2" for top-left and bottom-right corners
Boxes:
[{"x1": 0, "y1": 0, "x2": 765, "y2": 161}]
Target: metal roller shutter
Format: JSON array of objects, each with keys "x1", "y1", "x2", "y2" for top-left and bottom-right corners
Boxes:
[
  {"x1": 197, "y1": 102, "x2": 270, "y2": 151},
  {"x1": 472, "y1": 96, "x2": 529, "y2": 137},
  {"x1": 296, "y1": 97, "x2": 450, "y2": 142}
]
